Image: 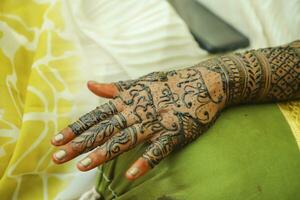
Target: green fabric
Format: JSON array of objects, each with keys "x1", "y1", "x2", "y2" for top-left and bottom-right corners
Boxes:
[{"x1": 96, "y1": 104, "x2": 300, "y2": 200}]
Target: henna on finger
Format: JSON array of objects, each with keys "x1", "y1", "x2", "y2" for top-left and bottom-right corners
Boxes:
[
  {"x1": 58, "y1": 88, "x2": 164, "y2": 164},
  {"x1": 71, "y1": 113, "x2": 129, "y2": 153},
  {"x1": 77, "y1": 125, "x2": 144, "y2": 170},
  {"x1": 53, "y1": 113, "x2": 130, "y2": 163},
  {"x1": 68, "y1": 106, "x2": 160, "y2": 158},
  {"x1": 52, "y1": 100, "x2": 124, "y2": 145},
  {"x1": 142, "y1": 134, "x2": 180, "y2": 168},
  {"x1": 69, "y1": 101, "x2": 120, "y2": 136},
  {"x1": 76, "y1": 119, "x2": 172, "y2": 170}
]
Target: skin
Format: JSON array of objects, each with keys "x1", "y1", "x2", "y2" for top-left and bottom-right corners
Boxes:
[{"x1": 51, "y1": 41, "x2": 300, "y2": 181}]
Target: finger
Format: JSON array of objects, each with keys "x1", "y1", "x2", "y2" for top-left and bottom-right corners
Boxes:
[
  {"x1": 76, "y1": 122, "x2": 155, "y2": 171},
  {"x1": 125, "y1": 134, "x2": 179, "y2": 179},
  {"x1": 125, "y1": 157, "x2": 150, "y2": 181},
  {"x1": 51, "y1": 100, "x2": 123, "y2": 146},
  {"x1": 52, "y1": 111, "x2": 137, "y2": 164},
  {"x1": 87, "y1": 81, "x2": 119, "y2": 98}
]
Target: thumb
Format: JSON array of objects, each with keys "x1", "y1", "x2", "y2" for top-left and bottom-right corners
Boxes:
[{"x1": 87, "y1": 81, "x2": 119, "y2": 98}]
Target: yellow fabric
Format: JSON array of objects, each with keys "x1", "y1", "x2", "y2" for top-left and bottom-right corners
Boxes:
[
  {"x1": 279, "y1": 101, "x2": 300, "y2": 151},
  {"x1": 0, "y1": 1, "x2": 82, "y2": 199}
]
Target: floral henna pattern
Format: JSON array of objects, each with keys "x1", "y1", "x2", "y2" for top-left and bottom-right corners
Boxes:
[
  {"x1": 71, "y1": 113, "x2": 127, "y2": 153},
  {"x1": 68, "y1": 101, "x2": 118, "y2": 135},
  {"x1": 55, "y1": 41, "x2": 300, "y2": 173}
]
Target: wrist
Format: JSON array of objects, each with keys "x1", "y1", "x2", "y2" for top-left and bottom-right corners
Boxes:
[
  {"x1": 197, "y1": 56, "x2": 249, "y2": 108},
  {"x1": 201, "y1": 52, "x2": 266, "y2": 107},
  {"x1": 219, "y1": 42, "x2": 300, "y2": 106}
]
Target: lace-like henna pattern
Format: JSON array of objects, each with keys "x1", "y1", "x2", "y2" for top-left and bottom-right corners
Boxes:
[
  {"x1": 223, "y1": 41, "x2": 300, "y2": 105},
  {"x1": 103, "y1": 126, "x2": 139, "y2": 159},
  {"x1": 69, "y1": 101, "x2": 118, "y2": 135},
  {"x1": 71, "y1": 113, "x2": 127, "y2": 152},
  {"x1": 140, "y1": 41, "x2": 300, "y2": 167},
  {"x1": 142, "y1": 111, "x2": 220, "y2": 167},
  {"x1": 98, "y1": 66, "x2": 226, "y2": 166},
  {"x1": 158, "y1": 83, "x2": 180, "y2": 108},
  {"x1": 64, "y1": 41, "x2": 300, "y2": 170},
  {"x1": 142, "y1": 134, "x2": 179, "y2": 168}
]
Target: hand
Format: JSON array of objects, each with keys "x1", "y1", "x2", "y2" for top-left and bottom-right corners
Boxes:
[
  {"x1": 52, "y1": 41, "x2": 300, "y2": 180},
  {"x1": 51, "y1": 67, "x2": 227, "y2": 180}
]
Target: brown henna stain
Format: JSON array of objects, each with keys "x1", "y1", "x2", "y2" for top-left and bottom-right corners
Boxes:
[{"x1": 59, "y1": 41, "x2": 300, "y2": 170}]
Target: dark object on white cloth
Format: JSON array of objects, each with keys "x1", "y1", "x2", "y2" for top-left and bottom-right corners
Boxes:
[{"x1": 169, "y1": 0, "x2": 250, "y2": 53}]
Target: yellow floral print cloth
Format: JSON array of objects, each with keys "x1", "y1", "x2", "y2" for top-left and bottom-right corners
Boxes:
[{"x1": 0, "y1": 1, "x2": 89, "y2": 199}]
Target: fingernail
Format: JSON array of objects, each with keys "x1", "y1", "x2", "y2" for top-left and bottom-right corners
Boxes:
[
  {"x1": 54, "y1": 150, "x2": 67, "y2": 160},
  {"x1": 80, "y1": 157, "x2": 92, "y2": 167},
  {"x1": 127, "y1": 167, "x2": 140, "y2": 177},
  {"x1": 54, "y1": 133, "x2": 64, "y2": 142}
]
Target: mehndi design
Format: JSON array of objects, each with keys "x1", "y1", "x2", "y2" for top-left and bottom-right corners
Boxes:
[
  {"x1": 68, "y1": 101, "x2": 119, "y2": 135},
  {"x1": 53, "y1": 41, "x2": 300, "y2": 177}
]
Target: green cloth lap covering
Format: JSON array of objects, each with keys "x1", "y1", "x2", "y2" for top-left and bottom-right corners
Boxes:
[{"x1": 96, "y1": 104, "x2": 300, "y2": 200}]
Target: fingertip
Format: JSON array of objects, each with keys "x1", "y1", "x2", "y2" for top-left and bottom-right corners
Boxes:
[
  {"x1": 87, "y1": 80, "x2": 98, "y2": 89},
  {"x1": 51, "y1": 154, "x2": 57, "y2": 163},
  {"x1": 87, "y1": 80, "x2": 97, "y2": 85},
  {"x1": 51, "y1": 127, "x2": 74, "y2": 146},
  {"x1": 125, "y1": 172, "x2": 137, "y2": 181},
  {"x1": 125, "y1": 167, "x2": 140, "y2": 180},
  {"x1": 52, "y1": 147, "x2": 75, "y2": 164},
  {"x1": 87, "y1": 81, "x2": 118, "y2": 98},
  {"x1": 76, "y1": 162, "x2": 88, "y2": 171},
  {"x1": 51, "y1": 138, "x2": 58, "y2": 146},
  {"x1": 126, "y1": 158, "x2": 151, "y2": 180},
  {"x1": 77, "y1": 156, "x2": 95, "y2": 171},
  {"x1": 136, "y1": 157, "x2": 151, "y2": 171},
  {"x1": 52, "y1": 153, "x2": 63, "y2": 165},
  {"x1": 51, "y1": 134, "x2": 64, "y2": 146}
]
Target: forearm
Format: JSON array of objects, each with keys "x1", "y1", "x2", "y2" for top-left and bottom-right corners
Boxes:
[{"x1": 192, "y1": 41, "x2": 300, "y2": 107}]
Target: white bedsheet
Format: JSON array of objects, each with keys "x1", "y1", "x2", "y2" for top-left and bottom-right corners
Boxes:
[{"x1": 69, "y1": 0, "x2": 300, "y2": 83}]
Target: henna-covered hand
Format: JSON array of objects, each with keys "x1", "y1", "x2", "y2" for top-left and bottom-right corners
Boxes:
[{"x1": 51, "y1": 41, "x2": 300, "y2": 180}]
